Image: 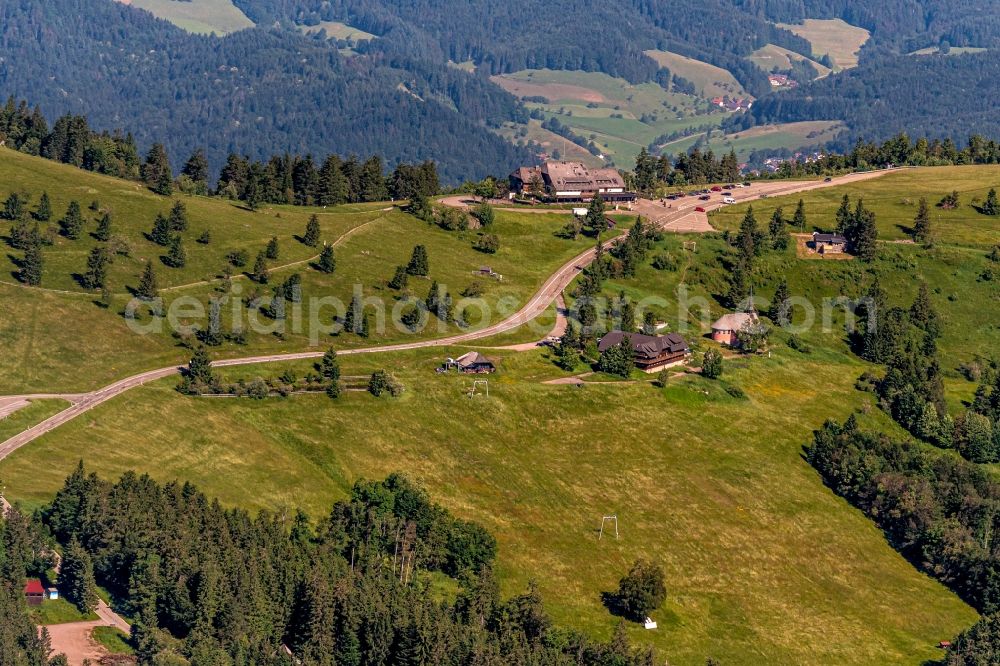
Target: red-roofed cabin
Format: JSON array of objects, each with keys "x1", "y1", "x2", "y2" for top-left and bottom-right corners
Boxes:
[{"x1": 24, "y1": 578, "x2": 45, "y2": 606}]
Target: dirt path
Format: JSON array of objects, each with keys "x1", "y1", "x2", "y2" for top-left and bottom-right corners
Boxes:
[
  {"x1": 0, "y1": 169, "x2": 897, "y2": 462},
  {"x1": 45, "y1": 621, "x2": 109, "y2": 666}
]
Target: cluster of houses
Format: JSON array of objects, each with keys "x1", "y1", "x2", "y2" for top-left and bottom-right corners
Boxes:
[
  {"x1": 768, "y1": 74, "x2": 798, "y2": 89},
  {"x1": 710, "y1": 95, "x2": 753, "y2": 112},
  {"x1": 755, "y1": 151, "x2": 826, "y2": 174},
  {"x1": 509, "y1": 161, "x2": 637, "y2": 204}
]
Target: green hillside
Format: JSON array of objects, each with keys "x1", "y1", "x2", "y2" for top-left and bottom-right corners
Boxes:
[
  {"x1": 0, "y1": 148, "x2": 601, "y2": 393},
  {"x1": 121, "y1": 0, "x2": 254, "y2": 35},
  {"x1": 4, "y1": 164, "x2": 999, "y2": 663}
]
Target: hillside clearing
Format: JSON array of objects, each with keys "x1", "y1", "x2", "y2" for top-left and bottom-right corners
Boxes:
[
  {"x1": 657, "y1": 121, "x2": 843, "y2": 161},
  {"x1": 117, "y1": 0, "x2": 253, "y2": 35},
  {"x1": 776, "y1": 19, "x2": 870, "y2": 70},
  {"x1": 750, "y1": 44, "x2": 832, "y2": 78},
  {"x1": 0, "y1": 346, "x2": 977, "y2": 665},
  {"x1": 643, "y1": 50, "x2": 748, "y2": 98},
  {"x1": 297, "y1": 20, "x2": 376, "y2": 41}
]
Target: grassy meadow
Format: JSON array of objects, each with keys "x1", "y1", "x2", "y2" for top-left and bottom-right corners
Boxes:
[
  {"x1": 0, "y1": 343, "x2": 977, "y2": 664},
  {"x1": 749, "y1": 44, "x2": 831, "y2": 78},
  {"x1": 123, "y1": 0, "x2": 254, "y2": 35},
  {"x1": 775, "y1": 19, "x2": 871, "y2": 70},
  {"x1": 492, "y1": 69, "x2": 728, "y2": 165},
  {"x1": 643, "y1": 51, "x2": 748, "y2": 98},
  {"x1": 0, "y1": 148, "x2": 611, "y2": 393}
]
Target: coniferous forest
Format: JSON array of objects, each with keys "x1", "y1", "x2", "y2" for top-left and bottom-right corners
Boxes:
[{"x1": 1, "y1": 467, "x2": 658, "y2": 665}]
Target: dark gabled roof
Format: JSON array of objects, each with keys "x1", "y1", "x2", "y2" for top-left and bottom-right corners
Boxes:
[
  {"x1": 813, "y1": 232, "x2": 847, "y2": 244},
  {"x1": 598, "y1": 331, "x2": 689, "y2": 359},
  {"x1": 455, "y1": 351, "x2": 494, "y2": 368}
]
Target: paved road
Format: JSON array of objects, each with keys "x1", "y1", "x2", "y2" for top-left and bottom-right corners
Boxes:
[{"x1": 0, "y1": 170, "x2": 896, "y2": 462}]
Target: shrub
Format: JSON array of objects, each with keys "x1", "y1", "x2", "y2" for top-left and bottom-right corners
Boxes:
[
  {"x1": 608, "y1": 559, "x2": 666, "y2": 622},
  {"x1": 702, "y1": 349, "x2": 723, "y2": 379},
  {"x1": 227, "y1": 249, "x2": 249, "y2": 267}
]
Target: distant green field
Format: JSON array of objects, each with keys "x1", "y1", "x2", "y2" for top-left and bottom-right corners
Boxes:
[
  {"x1": 777, "y1": 19, "x2": 870, "y2": 70},
  {"x1": 123, "y1": 0, "x2": 253, "y2": 35},
  {"x1": 908, "y1": 46, "x2": 989, "y2": 57},
  {"x1": 660, "y1": 121, "x2": 844, "y2": 160},
  {"x1": 492, "y1": 68, "x2": 727, "y2": 165},
  {"x1": 749, "y1": 44, "x2": 832, "y2": 78},
  {"x1": 644, "y1": 50, "x2": 747, "y2": 98},
  {"x1": 298, "y1": 20, "x2": 376, "y2": 42}
]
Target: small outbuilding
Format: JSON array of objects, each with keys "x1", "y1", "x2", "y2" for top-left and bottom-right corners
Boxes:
[
  {"x1": 24, "y1": 579, "x2": 45, "y2": 606},
  {"x1": 455, "y1": 351, "x2": 496, "y2": 374},
  {"x1": 811, "y1": 232, "x2": 847, "y2": 255},
  {"x1": 711, "y1": 312, "x2": 759, "y2": 347},
  {"x1": 47, "y1": 587, "x2": 59, "y2": 600}
]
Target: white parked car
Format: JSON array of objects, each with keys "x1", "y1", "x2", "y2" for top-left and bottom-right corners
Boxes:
[{"x1": 723, "y1": 197, "x2": 736, "y2": 204}]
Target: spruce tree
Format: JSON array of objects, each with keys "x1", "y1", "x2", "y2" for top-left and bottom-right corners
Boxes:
[
  {"x1": 165, "y1": 235, "x2": 186, "y2": 268},
  {"x1": 768, "y1": 207, "x2": 789, "y2": 250},
  {"x1": 406, "y1": 244, "x2": 429, "y2": 276},
  {"x1": 187, "y1": 347, "x2": 214, "y2": 385},
  {"x1": 344, "y1": 294, "x2": 361, "y2": 334},
  {"x1": 20, "y1": 234, "x2": 43, "y2": 286},
  {"x1": 835, "y1": 194, "x2": 851, "y2": 234},
  {"x1": 181, "y1": 149, "x2": 209, "y2": 191},
  {"x1": 142, "y1": 143, "x2": 173, "y2": 195},
  {"x1": 584, "y1": 194, "x2": 607, "y2": 236},
  {"x1": 61, "y1": 538, "x2": 98, "y2": 614},
  {"x1": 317, "y1": 244, "x2": 336, "y2": 274},
  {"x1": 168, "y1": 201, "x2": 188, "y2": 232},
  {"x1": 388, "y1": 265, "x2": 408, "y2": 290},
  {"x1": 150, "y1": 213, "x2": 171, "y2": 246},
  {"x1": 320, "y1": 348, "x2": 340, "y2": 382},
  {"x1": 3, "y1": 192, "x2": 26, "y2": 221},
  {"x1": 792, "y1": 199, "x2": 807, "y2": 232},
  {"x1": 265, "y1": 236, "x2": 279, "y2": 260},
  {"x1": 136, "y1": 261, "x2": 159, "y2": 300},
  {"x1": 768, "y1": 278, "x2": 790, "y2": 325},
  {"x1": 83, "y1": 245, "x2": 110, "y2": 289},
  {"x1": 95, "y1": 212, "x2": 112, "y2": 242},
  {"x1": 735, "y1": 206, "x2": 761, "y2": 261},
  {"x1": 252, "y1": 251, "x2": 269, "y2": 284},
  {"x1": 59, "y1": 201, "x2": 84, "y2": 239},
  {"x1": 303, "y1": 214, "x2": 321, "y2": 247},
  {"x1": 34, "y1": 191, "x2": 52, "y2": 221},
  {"x1": 851, "y1": 199, "x2": 879, "y2": 262},
  {"x1": 983, "y1": 188, "x2": 1000, "y2": 216},
  {"x1": 913, "y1": 197, "x2": 932, "y2": 245}
]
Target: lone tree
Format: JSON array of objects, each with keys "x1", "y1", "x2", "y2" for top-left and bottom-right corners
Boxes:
[
  {"x1": 612, "y1": 559, "x2": 666, "y2": 622},
  {"x1": 317, "y1": 244, "x2": 336, "y2": 274},
  {"x1": 473, "y1": 201, "x2": 495, "y2": 227},
  {"x1": 164, "y1": 235, "x2": 187, "y2": 268},
  {"x1": 768, "y1": 278, "x2": 791, "y2": 326},
  {"x1": 20, "y1": 234, "x2": 43, "y2": 286},
  {"x1": 34, "y1": 192, "x2": 52, "y2": 221},
  {"x1": 792, "y1": 199, "x2": 807, "y2": 231},
  {"x1": 150, "y1": 213, "x2": 171, "y2": 246},
  {"x1": 584, "y1": 194, "x2": 607, "y2": 236},
  {"x1": 61, "y1": 538, "x2": 98, "y2": 614},
  {"x1": 3, "y1": 192, "x2": 26, "y2": 221},
  {"x1": 983, "y1": 188, "x2": 1000, "y2": 216},
  {"x1": 168, "y1": 201, "x2": 188, "y2": 232},
  {"x1": 303, "y1": 214, "x2": 321, "y2": 246},
  {"x1": 702, "y1": 348, "x2": 723, "y2": 379},
  {"x1": 59, "y1": 201, "x2": 84, "y2": 239},
  {"x1": 95, "y1": 212, "x2": 112, "y2": 242},
  {"x1": 913, "y1": 197, "x2": 932, "y2": 245},
  {"x1": 768, "y1": 207, "x2": 789, "y2": 250},
  {"x1": 406, "y1": 244, "x2": 429, "y2": 276},
  {"x1": 265, "y1": 236, "x2": 280, "y2": 260},
  {"x1": 186, "y1": 347, "x2": 214, "y2": 385},
  {"x1": 388, "y1": 265, "x2": 408, "y2": 290},
  {"x1": 136, "y1": 261, "x2": 159, "y2": 300},
  {"x1": 82, "y1": 246, "x2": 111, "y2": 290},
  {"x1": 252, "y1": 251, "x2": 270, "y2": 284}
]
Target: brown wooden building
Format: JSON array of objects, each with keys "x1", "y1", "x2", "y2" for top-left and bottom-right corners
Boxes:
[{"x1": 598, "y1": 331, "x2": 690, "y2": 372}]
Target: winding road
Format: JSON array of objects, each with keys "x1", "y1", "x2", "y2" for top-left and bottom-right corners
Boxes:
[{"x1": 0, "y1": 170, "x2": 897, "y2": 464}]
